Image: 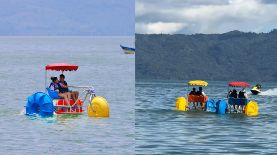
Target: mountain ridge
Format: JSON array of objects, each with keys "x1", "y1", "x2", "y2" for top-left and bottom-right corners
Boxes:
[{"x1": 136, "y1": 30, "x2": 277, "y2": 82}]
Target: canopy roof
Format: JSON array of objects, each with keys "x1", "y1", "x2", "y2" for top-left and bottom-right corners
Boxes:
[
  {"x1": 188, "y1": 80, "x2": 208, "y2": 86},
  {"x1": 45, "y1": 63, "x2": 78, "y2": 71},
  {"x1": 228, "y1": 81, "x2": 250, "y2": 87}
]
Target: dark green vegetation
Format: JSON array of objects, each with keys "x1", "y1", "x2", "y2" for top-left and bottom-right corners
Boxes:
[{"x1": 136, "y1": 30, "x2": 277, "y2": 82}]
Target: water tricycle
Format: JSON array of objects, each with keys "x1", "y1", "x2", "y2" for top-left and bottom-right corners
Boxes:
[
  {"x1": 226, "y1": 81, "x2": 259, "y2": 116},
  {"x1": 251, "y1": 83, "x2": 262, "y2": 95},
  {"x1": 176, "y1": 80, "x2": 209, "y2": 111},
  {"x1": 175, "y1": 80, "x2": 259, "y2": 116},
  {"x1": 25, "y1": 63, "x2": 109, "y2": 117}
]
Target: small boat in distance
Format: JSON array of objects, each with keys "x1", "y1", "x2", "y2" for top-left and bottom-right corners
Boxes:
[
  {"x1": 120, "y1": 45, "x2": 135, "y2": 54},
  {"x1": 251, "y1": 84, "x2": 262, "y2": 95}
]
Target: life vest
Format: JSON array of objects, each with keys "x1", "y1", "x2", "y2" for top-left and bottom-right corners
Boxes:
[
  {"x1": 238, "y1": 91, "x2": 245, "y2": 98},
  {"x1": 49, "y1": 82, "x2": 62, "y2": 93},
  {"x1": 230, "y1": 92, "x2": 238, "y2": 98}
]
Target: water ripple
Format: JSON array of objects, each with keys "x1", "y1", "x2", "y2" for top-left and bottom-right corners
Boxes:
[
  {"x1": 0, "y1": 37, "x2": 134, "y2": 155},
  {"x1": 136, "y1": 80, "x2": 277, "y2": 154}
]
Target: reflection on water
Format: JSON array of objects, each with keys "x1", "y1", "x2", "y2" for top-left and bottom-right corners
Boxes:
[{"x1": 136, "y1": 80, "x2": 277, "y2": 154}]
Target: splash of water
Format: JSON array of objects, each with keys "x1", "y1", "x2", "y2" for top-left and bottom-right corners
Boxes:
[
  {"x1": 19, "y1": 109, "x2": 25, "y2": 115},
  {"x1": 260, "y1": 88, "x2": 277, "y2": 96}
]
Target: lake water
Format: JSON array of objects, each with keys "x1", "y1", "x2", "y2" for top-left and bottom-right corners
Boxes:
[
  {"x1": 136, "y1": 80, "x2": 277, "y2": 154},
  {"x1": 0, "y1": 37, "x2": 134, "y2": 155}
]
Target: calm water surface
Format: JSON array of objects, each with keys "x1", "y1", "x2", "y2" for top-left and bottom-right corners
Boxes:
[
  {"x1": 136, "y1": 80, "x2": 277, "y2": 155},
  {"x1": 0, "y1": 37, "x2": 134, "y2": 155}
]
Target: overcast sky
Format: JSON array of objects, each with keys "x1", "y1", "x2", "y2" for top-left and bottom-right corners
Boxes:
[
  {"x1": 136, "y1": 0, "x2": 277, "y2": 34},
  {"x1": 0, "y1": 0, "x2": 134, "y2": 36}
]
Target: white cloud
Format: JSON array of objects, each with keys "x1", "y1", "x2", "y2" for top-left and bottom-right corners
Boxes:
[
  {"x1": 136, "y1": 1, "x2": 147, "y2": 17},
  {"x1": 136, "y1": 22, "x2": 186, "y2": 34},
  {"x1": 136, "y1": 0, "x2": 277, "y2": 34}
]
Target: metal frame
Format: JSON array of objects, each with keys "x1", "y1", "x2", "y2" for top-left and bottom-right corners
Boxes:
[
  {"x1": 52, "y1": 86, "x2": 96, "y2": 114},
  {"x1": 45, "y1": 70, "x2": 47, "y2": 93}
]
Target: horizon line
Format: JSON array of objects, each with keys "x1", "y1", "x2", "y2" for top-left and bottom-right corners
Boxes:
[
  {"x1": 0, "y1": 35, "x2": 134, "y2": 38},
  {"x1": 135, "y1": 29, "x2": 277, "y2": 35}
]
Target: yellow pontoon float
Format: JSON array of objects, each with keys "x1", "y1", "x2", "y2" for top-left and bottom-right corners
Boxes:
[{"x1": 176, "y1": 80, "x2": 209, "y2": 111}]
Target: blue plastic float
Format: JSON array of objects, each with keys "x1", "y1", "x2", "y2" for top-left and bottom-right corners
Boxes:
[{"x1": 26, "y1": 92, "x2": 54, "y2": 117}]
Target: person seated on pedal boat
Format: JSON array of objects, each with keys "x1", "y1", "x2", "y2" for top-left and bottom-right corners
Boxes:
[
  {"x1": 238, "y1": 88, "x2": 248, "y2": 99},
  {"x1": 227, "y1": 90, "x2": 232, "y2": 98},
  {"x1": 189, "y1": 88, "x2": 197, "y2": 108},
  {"x1": 196, "y1": 87, "x2": 206, "y2": 96},
  {"x1": 189, "y1": 88, "x2": 197, "y2": 95},
  {"x1": 59, "y1": 74, "x2": 79, "y2": 103},
  {"x1": 196, "y1": 87, "x2": 206, "y2": 110},
  {"x1": 229, "y1": 89, "x2": 238, "y2": 98},
  {"x1": 229, "y1": 89, "x2": 240, "y2": 111},
  {"x1": 237, "y1": 88, "x2": 248, "y2": 112},
  {"x1": 49, "y1": 77, "x2": 71, "y2": 106}
]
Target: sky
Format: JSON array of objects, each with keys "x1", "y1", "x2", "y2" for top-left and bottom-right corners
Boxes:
[
  {"x1": 136, "y1": 0, "x2": 277, "y2": 34},
  {"x1": 0, "y1": 0, "x2": 134, "y2": 36}
]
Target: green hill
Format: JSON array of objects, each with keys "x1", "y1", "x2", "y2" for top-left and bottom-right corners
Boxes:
[{"x1": 136, "y1": 30, "x2": 277, "y2": 82}]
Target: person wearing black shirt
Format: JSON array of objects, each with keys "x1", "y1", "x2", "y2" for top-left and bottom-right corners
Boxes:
[
  {"x1": 59, "y1": 74, "x2": 79, "y2": 103},
  {"x1": 189, "y1": 88, "x2": 197, "y2": 95}
]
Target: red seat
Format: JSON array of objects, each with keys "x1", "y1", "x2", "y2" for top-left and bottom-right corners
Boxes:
[
  {"x1": 188, "y1": 95, "x2": 208, "y2": 103},
  {"x1": 56, "y1": 99, "x2": 83, "y2": 106}
]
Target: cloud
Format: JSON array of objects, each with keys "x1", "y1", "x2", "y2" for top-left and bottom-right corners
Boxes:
[
  {"x1": 136, "y1": 22, "x2": 186, "y2": 34},
  {"x1": 261, "y1": 0, "x2": 277, "y2": 4},
  {"x1": 136, "y1": 0, "x2": 277, "y2": 34}
]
